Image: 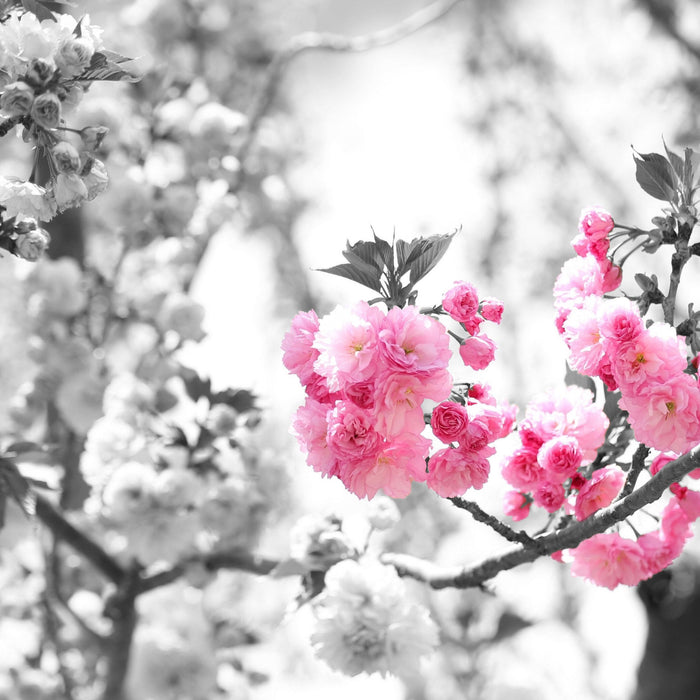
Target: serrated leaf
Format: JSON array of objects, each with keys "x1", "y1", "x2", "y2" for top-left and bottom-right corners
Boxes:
[
  {"x1": 634, "y1": 150, "x2": 678, "y2": 203},
  {"x1": 100, "y1": 49, "x2": 135, "y2": 64},
  {"x1": 80, "y1": 52, "x2": 139, "y2": 82},
  {"x1": 408, "y1": 230, "x2": 458, "y2": 286},
  {"x1": 317, "y1": 262, "x2": 383, "y2": 293},
  {"x1": 395, "y1": 238, "x2": 419, "y2": 273}
]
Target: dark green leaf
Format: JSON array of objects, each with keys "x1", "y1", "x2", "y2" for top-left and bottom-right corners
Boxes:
[
  {"x1": 100, "y1": 49, "x2": 136, "y2": 64},
  {"x1": 317, "y1": 262, "x2": 383, "y2": 293},
  {"x1": 211, "y1": 388, "x2": 257, "y2": 413},
  {"x1": 663, "y1": 139, "x2": 683, "y2": 182},
  {"x1": 395, "y1": 238, "x2": 419, "y2": 273},
  {"x1": 633, "y1": 150, "x2": 678, "y2": 203},
  {"x1": 372, "y1": 232, "x2": 393, "y2": 273},
  {"x1": 408, "y1": 230, "x2": 458, "y2": 286}
]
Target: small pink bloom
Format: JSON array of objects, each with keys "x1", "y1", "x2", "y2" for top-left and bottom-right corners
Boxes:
[
  {"x1": 649, "y1": 452, "x2": 678, "y2": 476},
  {"x1": 503, "y1": 491, "x2": 530, "y2": 521},
  {"x1": 480, "y1": 297, "x2": 504, "y2": 324},
  {"x1": 292, "y1": 398, "x2": 338, "y2": 478},
  {"x1": 459, "y1": 333, "x2": 496, "y2": 370},
  {"x1": 501, "y1": 446, "x2": 545, "y2": 490},
  {"x1": 427, "y1": 446, "x2": 491, "y2": 497},
  {"x1": 537, "y1": 435, "x2": 583, "y2": 479},
  {"x1": 574, "y1": 466, "x2": 624, "y2": 521},
  {"x1": 570, "y1": 533, "x2": 647, "y2": 589},
  {"x1": 431, "y1": 401, "x2": 469, "y2": 444},
  {"x1": 563, "y1": 297, "x2": 607, "y2": 377},
  {"x1": 379, "y1": 305, "x2": 452, "y2": 375},
  {"x1": 281, "y1": 310, "x2": 320, "y2": 384},
  {"x1": 533, "y1": 481, "x2": 566, "y2": 513},
  {"x1": 442, "y1": 281, "x2": 479, "y2": 323},
  {"x1": 578, "y1": 207, "x2": 614, "y2": 242},
  {"x1": 374, "y1": 372, "x2": 429, "y2": 439},
  {"x1": 343, "y1": 380, "x2": 375, "y2": 410},
  {"x1": 598, "y1": 297, "x2": 643, "y2": 346},
  {"x1": 340, "y1": 434, "x2": 431, "y2": 500},
  {"x1": 553, "y1": 255, "x2": 606, "y2": 317},
  {"x1": 313, "y1": 301, "x2": 384, "y2": 392},
  {"x1": 326, "y1": 400, "x2": 382, "y2": 460},
  {"x1": 670, "y1": 486, "x2": 700, "y2": 522}
]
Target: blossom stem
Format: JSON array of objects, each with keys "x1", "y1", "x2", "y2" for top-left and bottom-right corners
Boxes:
[
  {"x1": 384, "y1": 444, "x2": 700, "y2": 589},
  {"x1": 619, "y1": 444, "x2": 650, "y2": 499}
]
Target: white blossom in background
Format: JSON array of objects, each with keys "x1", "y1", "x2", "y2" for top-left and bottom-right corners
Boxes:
[{"x1": 310, "y1": 558, "x2": 439, "y2": 678}]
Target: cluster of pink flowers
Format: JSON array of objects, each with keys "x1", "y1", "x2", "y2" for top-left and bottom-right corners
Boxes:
[
  {"x1": 501, "y1": 385, "x2": 613, "y2": 521},
  {"x1": 555, "y1": 207, "x2": 700, "y2": 454},
  {"x1": 283, "y1": 291, "x2": 513, "y2": 500},
  {"x1": 569, "y1": 477, "x2": 700, "y2": 589},
  {"x1": 442, "y1": 280, "x2": 503, "y2": 370}
]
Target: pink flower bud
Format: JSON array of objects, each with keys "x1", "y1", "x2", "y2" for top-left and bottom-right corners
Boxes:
[
  {"x1": 480, "y1": 297, "x2": 504, "y2": 324},
  {"x1": 459, "y1": 334, "x2": 496, "y2": 370}
]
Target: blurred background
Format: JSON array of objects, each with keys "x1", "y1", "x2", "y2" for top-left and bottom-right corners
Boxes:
[{"x1": 2, "y1": 0, "x2": 700, "y2": 698}]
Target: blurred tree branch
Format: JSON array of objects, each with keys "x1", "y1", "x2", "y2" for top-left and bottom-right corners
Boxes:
[{"x1": 636, "y1": 0, "x2": 700, "y2": 63}]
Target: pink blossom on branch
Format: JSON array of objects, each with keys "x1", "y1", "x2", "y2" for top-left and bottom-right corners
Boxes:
[
  {"x1": 459, "y1": 333, "x2": 496, "y2": 370},
  {"x1": 430, "y1": 400, "x2": 470, "y2": 444},
  {"x1": 574, "y1": 466, "x2": 625, "y2": 521},
  {"x1": 570, "y1": 533, "x2": 648, "y2": 590},
  {"x1": 503, "y1": 491, "x2": 531, "y2": 521},
  {"x1": 442, "y1": 281, "x2": 479, "y2": 323},
  {"x1": 578, "y1": 206, "x2": 615, "y2": 241},
  {"x1": 426, "y1": 445, "x2": 492, "y2": 497}
]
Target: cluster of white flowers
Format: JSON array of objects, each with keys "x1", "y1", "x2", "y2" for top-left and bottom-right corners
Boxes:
[
  {"x1": 0, "y1": 9, "x2": 124, "y2": 260},
  {"x1": 310, "y1": 559, "x2": 439, "y2": 679}
]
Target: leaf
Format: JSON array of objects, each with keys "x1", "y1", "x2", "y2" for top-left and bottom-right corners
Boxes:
[
  {"x1": 634, "y1": 272, "x2": 657, "y2": 292},
  {"x1": 663, "y1": 138, "x2": 684, "y2": 182},
  {"x1": 3, "y1": 441, "x2": 45, "y2": 457},
  {"x1": 210, "y1": 388, "x2": 257, "y2": 413},
  {"x1": 80, "y1": 52, "x2": 140, "y2": 82},
  {"x1": 22, "y1": 0, "x2": 55, "y2": 21},
  {"x1": 372, "y1": 231, "x2": 394, "y2": 272},
  {"x1": 343, "y1": 239, "x2": 383, "y2": 272},
  {"x1": 100, "y1": 49, "x2": 136, "y2": 64},
  {"x1": 633, "y1": 150, "x2": 678, "y2": 203},
  {"x1": 180, "y1": 365, "x2": 212, "y2": 402},
  {"x1": 564, "y1": 362, "x2": 596, "y2": 399},
  {"x1": 408, "y1": 230, "x2": 458, "y2": 286},
  {"x1": 0, "y1": 457, "x2": 36, "y2": 519},
  {"x1": 317, "y1": 262, "x2": 383, "y2": 293},
  {"x1": 492, "y1": 610, "x2": 532, "y2": 642},
  {"x1": 395, "y1": 238, "x2": 420, "y2": 274}
]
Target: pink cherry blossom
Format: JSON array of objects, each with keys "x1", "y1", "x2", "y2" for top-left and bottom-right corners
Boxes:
[
  {"x1": 669, "y1": 485, "x2": 700, "y2": 522},
  {"x1": 563, "y1": 297, "x2": 606, "y2": 377},
  {"x1": 343, "y1": 380, "x2": 376, "y2": 410},
  {"x1": 553, "y1": 255, "x2": 607, "y2": 318},
  {"x1": 501, "y1": 446, "x2": 545, "y2": 490},
  {"x1": 459, "y1": 333, "x2": 496, "y2": 370},
  {"x1": 431, "y1": 401, "x2": 469, "y2": 444},
  {"x1": 480, "y1": 297, "x2": 504, "y2": 324},
  {"x1": 379, "y1": 305, "x2": 452, "y2": 375},
  {"x1": 620, "y1": 373, "x2": 700, "y2": 453},
  {"x1": 503, "y1": 491, "x2": 531, "y2": 521},
  {"x1": 282, "y1": 309, "x2": 320, "y2": 385},
  {"x1": 340, "y1": 434, "x2": 431, "y2": 500},
  {"x1": 570, "y1": 533, "x2": 647, "y2": 589},
  {"x1": 574, "y1": 466, "x2": 624, "y2": 521},
  {"x1": 426, "y1": 446, "x2": 492, "y2": 497},
  {"x1": 578, "y1": 207, "x2": 614, "y2": 241},
  {"x1": 533, "y1": 481, "x2": 566, "y2": 513},
  {"x1": 292, "y1": 398, "x2": 338, "y2": 478},
  {"x1": 373, "y1": 372, "x2": 431, "y2": 439},
  {"x1": 537, "y1": 435, "x2": 583, "y2": 480},
  {"x1": 442, "y1": 281, "x2": 479, "y2": 323},
  {"x1": 597, "y1": 296, "x2": 643, "y2": 346},
  {"x1": 313, "y1": 301, "x2": 384, "y2": 392},
  {"x1": 326, "y1": 400, "x2": 382, "y2": 461}
]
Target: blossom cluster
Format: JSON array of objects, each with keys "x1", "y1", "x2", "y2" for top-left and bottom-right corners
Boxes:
[
  {"x1": 310, "y1": 558, "x2": 439, "y2": 678},
  {"x1": 283, "y1": 289, "x2": 513, "y2": 501},
  {"x1": 555, "y1": 207, "x2": 700, "y2": 454},
  {"x1": 0, "y1": 9, "x2": 125, "y2": 260},
  {"x1": 501, "y1": 385, "x2": 611, "y2": 521}
]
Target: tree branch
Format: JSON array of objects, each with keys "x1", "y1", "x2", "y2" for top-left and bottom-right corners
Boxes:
[
  {"x1": 35, "y1": 495, "x2": 125, "y2": 584},
  {"x1": 384, "y1": 444, "x2": 700, "y2": 589}
]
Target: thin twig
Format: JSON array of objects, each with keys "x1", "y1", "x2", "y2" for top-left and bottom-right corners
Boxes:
[
  {"x1": 449, "y1": 497, "x2": 544, "y2": 551},
  {"x1": 619, "y1": 444, "x2": 650, "y2": 499}
]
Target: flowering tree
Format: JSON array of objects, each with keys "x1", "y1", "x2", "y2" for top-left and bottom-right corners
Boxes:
[{"x1": 4, "y1": 0, "x2": 700, "y2": 698}]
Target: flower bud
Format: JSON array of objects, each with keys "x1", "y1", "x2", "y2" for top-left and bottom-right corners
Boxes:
[
  {"x1": 0, "y1": 81, "x2": 35, "y2": 116},
  {"x1": 15, "y1": 226, "x2": 50, "y2": 261},
  {"x1": 30, "y1": 91, "x2": 61, "y2": 129},
  {"x1": 55, "y1": 38, "x2": 95, "y2": 79},
  {"x1": 80, "y1": 125, "x2": 109, "y2": 151},
  {"x1": 52, "y1": 141, "x2": 81, "y2": 174},
  {"x1": 26, "y1": 58, "x2": 56, "y2": 87}
]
